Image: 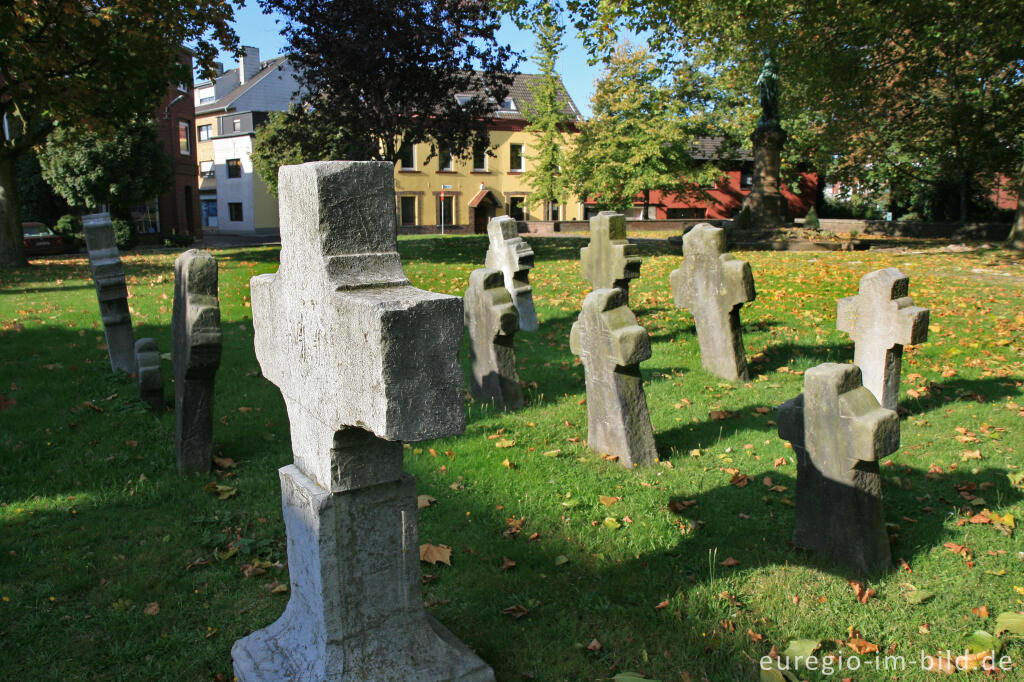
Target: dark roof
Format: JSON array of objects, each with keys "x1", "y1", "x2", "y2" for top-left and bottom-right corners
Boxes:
[
  {"x1": 195, "y1": 56, "x2": 290, "y2": 114},
  {"x1": 460, "y1": 72, "x2": 582, "y2": 122}
]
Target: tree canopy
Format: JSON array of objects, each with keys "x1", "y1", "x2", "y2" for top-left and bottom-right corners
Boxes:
[
  {"x1": 38, "y1": 122, "x2": 173, "y2": 217},
  {"x1": 0, "y1": 0, "x2": 239, "y2": 266},
  {"x1": 260, "y1": 0, "x2": 519, "y2": 164}
]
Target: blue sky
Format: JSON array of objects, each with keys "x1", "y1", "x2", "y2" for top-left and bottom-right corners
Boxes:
[{"x1": 209, "y1": 4, "x2": 604, "y2": 117}]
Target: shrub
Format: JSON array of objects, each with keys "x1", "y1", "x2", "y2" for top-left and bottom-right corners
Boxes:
[
  {"x1": 163, "y1": 234, "x2": 195, "y2": 248},
  {"x1": 112, "y1": 218, "x2": 139, "y2": 251},
  {"x1": 803, "y1": 206, "x2": 820, "y2": 229},
  {"x1": 53, "y1": 214, "x2": 83, "y2": 252}
]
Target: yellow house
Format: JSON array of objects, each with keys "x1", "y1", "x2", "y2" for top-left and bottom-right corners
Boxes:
[{"x1": 393, "y1": 73, "x2": 584, "y2": 232}]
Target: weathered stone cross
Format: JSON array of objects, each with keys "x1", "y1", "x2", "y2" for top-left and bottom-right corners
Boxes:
[
  {"x1": 172, "y1": 249, "x2": 222, "y2": 475},
  {"x1": 570, "y1": 288, "x2": 657, "y2": 467},
  {"x1": 464, "y1": 268, "x2": 523, "y2": 411},
  {"x1": 579, "y1": 211, "x2": 641, "y2": 302},
  {"x1": 484, "y1": 215, "x2": 538, "y2": 331},
  {"x1": 83, "y1": 214, "x2": 135, "y2": 373},
  {"x1": 670, "y1": 223, "x2": 756, "y2": 381},
  {"x1": 836, "y1": 267, "x2": 929, "y2": 411},
  {"x1": 233, "y1": 161, "x2": 492, "y2": 681},
  {"x1": 778, "y1": 363, "x2": 900, "y2": 574}
]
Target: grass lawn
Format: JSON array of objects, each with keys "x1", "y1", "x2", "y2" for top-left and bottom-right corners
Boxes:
[{"x1": 1, "y1": 235, "x2": 1022, "y2": 681}]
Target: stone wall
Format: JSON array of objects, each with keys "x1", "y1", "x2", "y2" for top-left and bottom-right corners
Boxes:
[{"x1": 802, "y1": 218, "x2": 1011, "y2": 240}]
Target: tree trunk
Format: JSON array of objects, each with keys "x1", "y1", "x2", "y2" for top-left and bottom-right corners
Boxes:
[
  {"x1": 0, "y1": 153, "x2": 28, "y2": 268},
  {"x1": 641, "y1": 189, "x2": 650, "y2": 220},
  {"x1": 1006, "y1": 158, "x2": 1024, "y2": 251}
]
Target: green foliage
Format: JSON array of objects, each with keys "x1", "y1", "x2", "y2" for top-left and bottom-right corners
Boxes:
[
  {"x1": 565, "y1": 44, "x2": 718, "y2": 213},
  {"x1": 521, "y1": 3, "x2": 572, "y2": 213},
  {"x1": 802, "y1": 206, "x2": 819, "y2": 229},
  {"x1": 261, "y1": 0, "x2": 517, "y2": 163},
  {"x1": 53, "y1": 214, "x2": 83, "y2": 252},
  {"x1": 1, "y1": 0, "x2": 239, "y2": 267},
  {"x1": 38, "y1": 121, "x2": 173, "y2": 214},
  {"x1": 15, "y1": 151, "x2": 68, "y2": 225},
  {"x1": 111, "y1": 219, "x2": 138, "y2": 251}
]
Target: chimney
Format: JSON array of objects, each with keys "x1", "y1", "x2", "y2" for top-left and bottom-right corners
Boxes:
[{"x1": 239, "y1": 46, "x2": 261, "y2": 84}]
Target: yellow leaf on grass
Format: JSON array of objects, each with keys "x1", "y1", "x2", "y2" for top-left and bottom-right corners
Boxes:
[
  {"x1": 143, "y1": 602, "x2": 159, "y2": 616},
  {"x1": 204, "y1": 482, "x2": 237, "y2": 500},
  {"x1": 420, "y1": 543, "x2": 452, "y2": 566},
  {"x1": 495, "y1": 438, "x2": 515, "y2": 448},
  {"x1": 417, "y1": 495, "x2": 436, "y2": 510},
  {"x1": 599, "y1": 495, "x2": 620, "y2": 506}
]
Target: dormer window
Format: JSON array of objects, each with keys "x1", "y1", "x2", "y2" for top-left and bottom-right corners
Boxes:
[
  {"x1": 455, "y1": 94, "x2": 473, "y2": 106},
  {"x1": 500, "y1": 98, "x2": 516, "y2": 111}
]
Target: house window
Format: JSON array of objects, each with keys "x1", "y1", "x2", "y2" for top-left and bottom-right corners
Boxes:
[
  {"x1": 509, "y1": 144, "x2": 524, "y2": 172},
  {"x1": 200, "y1": 161, "x2": 215, "y2": 178},
  {"x1": 548, "y1": 203, "x2": 560, "y2": 221},
  {"x1": 438, "y1": 146, "x2": 452, "y2": 171},
  {"x1": 227, "y1": 159, "x2": 242, "y2": 178},
  {"x1": 438, "y1": 196, "x2": 454, "y2": 225},
  {"x1": 473, "y1": 145, "x2": 487, "y2": 172},
  {"x1": 199, "y1": 96, "x2": 215, "y2": 104},
  {"x1": 228, "y1": 202, "x2": 243, "y2": 221},
  {"x1": 666, "y1": 208, "x2": 706, "y2": 219},
  {"x1": 508, "y1": 196, "x2": 525, "y2": 221},
  {"x1": 178, "y1": 121, "x2": 191, "y2": 155},
  {"x1": 232, "y1": 118, "x2": 242, "y2": 132},
  {"x1": 398, "y1": 143, "x2": 415, "y2": 170},
  {"x1": 399, "y1": 196, "x2": 417, "y2": 226},
  {"x1": 455, "y1": 94, "x2": 473, "y2": 106},
  {"x1": 200, "y1": 196, "x2": 218, "y2": 227},
  {"x1": 500, "y1": 98, "x2": 517, "y2": 111},
  {"x1": 740, "y1": 171, "x2": 754, "y2": 188},
  {"x1": 198, "y1": 125, "x2": 212, "y2": 141}
]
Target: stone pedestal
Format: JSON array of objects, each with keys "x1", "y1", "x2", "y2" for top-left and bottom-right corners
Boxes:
[
  {"x1": 778, "y1": 363, "x2": 900, "y2": 574},
  {"x1": 464, "y1": 268, "x2": 523, "y2": 411},
  {"x1": 83, "y1": 214, "x2": 135, "y2": 373},
  {"x1": 670, "y1": 224, "x2": 755, "y2": 381},
  {"x1": 134, "y1": 338, "x2": 164, "y2": 409},
  {"x1": 742, "y1": 125, "x2": 788, "y2": 227}
]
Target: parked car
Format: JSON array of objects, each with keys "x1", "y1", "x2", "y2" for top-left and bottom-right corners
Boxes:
[{"x1": 22, "y1": 222, "x2": 65, "y2": 257}]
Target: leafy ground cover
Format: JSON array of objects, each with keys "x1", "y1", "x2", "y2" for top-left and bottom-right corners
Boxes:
[{"x1": 1, "y1": 236, "x2": 1022, "y2": 680}]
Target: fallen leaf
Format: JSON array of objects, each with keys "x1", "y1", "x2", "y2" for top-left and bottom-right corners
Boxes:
[
  {"x1": 972, "y1": 605, "x2": 989, "y2": 619},
  {"x1": 599, "y1": 495, "x2": 620, "y2": 506},
  {"x1": 241, "y1": 564, "x2": 266, "y2": 579},
  {"x1": 417, "y1": 494, "x2": 436, "y2": 510},
  {"x1": 587, "y1": 638, "x2": 602, "y2": 652},
  {"x1": 501, "y1": 458, "x2": 516, "y2": 469},
  {"x1": 495, "y1": 438, "x2": 515, "y2": 449},
  {"x1": 719, "y1": 557, "x2": 740, "y2": 567},
  {"x1": 502, "y1": 604, "x2": 528, "y2": 619},
  {"x1": 773, "y1": 457, "x2": 788, "y2": 467},
  {"x1": 419, "y1": 543, "x2": 452, "y2": 566},
  {"x1": 143, "y1": 602, "x2": 159, "y2": 616},
  {"x1": 709, "y1": 410, "x2": 739, "y2": 420},
  {"x1": 500, "y1": 556, "x2": 516, "y2": 571},
  {"x1": 748, "y1": 629, "x2": 764, "y2": 642},
  {"x1": 848, "y1": 580, "x2": 876, "y2": 603},
  {"x1": 603, "y1": 517, "x2": 621, "y2": 530},
  {"x1": 729, "y1": 472, "x2": 750, "y2": 487},
  {"x1": 846, "y1": 637, "x2": 879, "y2": 654},
  {"x1": 654, "y1": 599, "x2": 669, "y2": 610},
  {"x1": 264, "y1": 579, "x2": 288, "y2": 594},
  {"x1": 994, "y1": 612, "x2": 1024, "y2": 636},
  {"x1": 782, "y1": 639, "x2": 821, "y2": 661},
  {"x1": 212, "y1": 456, "x2": 236, "y2": 469},
  {"x1": 906, "y1": 590, "x2": 935, "y2": 604},
  {"x1": 554, "y1": 555, "x2": 569, "y2": 566},
  {"x1": 203, "y1": 482, "x2": 237, "y2": 500}
]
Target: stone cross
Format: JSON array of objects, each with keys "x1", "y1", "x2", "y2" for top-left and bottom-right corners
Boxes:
[
  {"x1": 836, "y1": 267, "x2": 929, "y2": 411},
  {"x1": 464, "y1": 268, "x2": 523, "y2": 411},
  {"x1": 172, "y1": 250, "x2": 222, "y2": 475},
  {"x1": 134, "y1": 338, "x2": 164, "y2": 410},
  {"x1": 233, "y1": 161, "x2": 493, "y2": 682},
  {"x1": 580, "y1": 211, "x2": 641, "y2": 303},
  {"x1": 83, "y1": 214, "x2": 135, "y2": 373},
  {"x1": 670, "y1": 223, "x2": 756, "y2": 381},
  {"x1": 778, "y1": 363, "x2": 900, "y2": 574},
  {"x1": 569, "y1": 287, "x2": 657, "y2": 467},
  {"x1": 484, "y1": 215, "x2": 538, "y2": 331}
]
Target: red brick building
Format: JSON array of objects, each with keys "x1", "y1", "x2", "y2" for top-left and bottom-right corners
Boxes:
[{"x1": 147, "y1": 50, "x2": 201, "y2": 242}]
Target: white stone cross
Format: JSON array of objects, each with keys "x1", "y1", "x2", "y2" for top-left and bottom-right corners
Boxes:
[
  {"x1": 233, "y1": 161, "x2": 493, "y2": 682},
  {"x1": 836, "y1": 267, "x2": 929, "y2": 410},
  {"x1": 484, "y1": 215, "x2": 538, "y2": 331}
]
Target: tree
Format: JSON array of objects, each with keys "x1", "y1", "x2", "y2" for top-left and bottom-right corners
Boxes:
[
  {"x1": 251, "y1": 108, "x2": 368, "y2": 196},
  {"x1": 37, "y1": 122, "x2": 173, "y2": 218},
  {"x1": 565, "y1": 44, "x2": 717, "y2": 215},
  {"x1": 259, "y1": 0, "x2": 519, "y2": 165},
  {"x1": 0, "y1": 1, "x2": 238, "y2": 267},
  {"x1": 545, "y1": 0, "x2": 1024, "y2": 228},
  {"x1": 520, "y1": 3, "x2": 573, "y2": 218}
]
